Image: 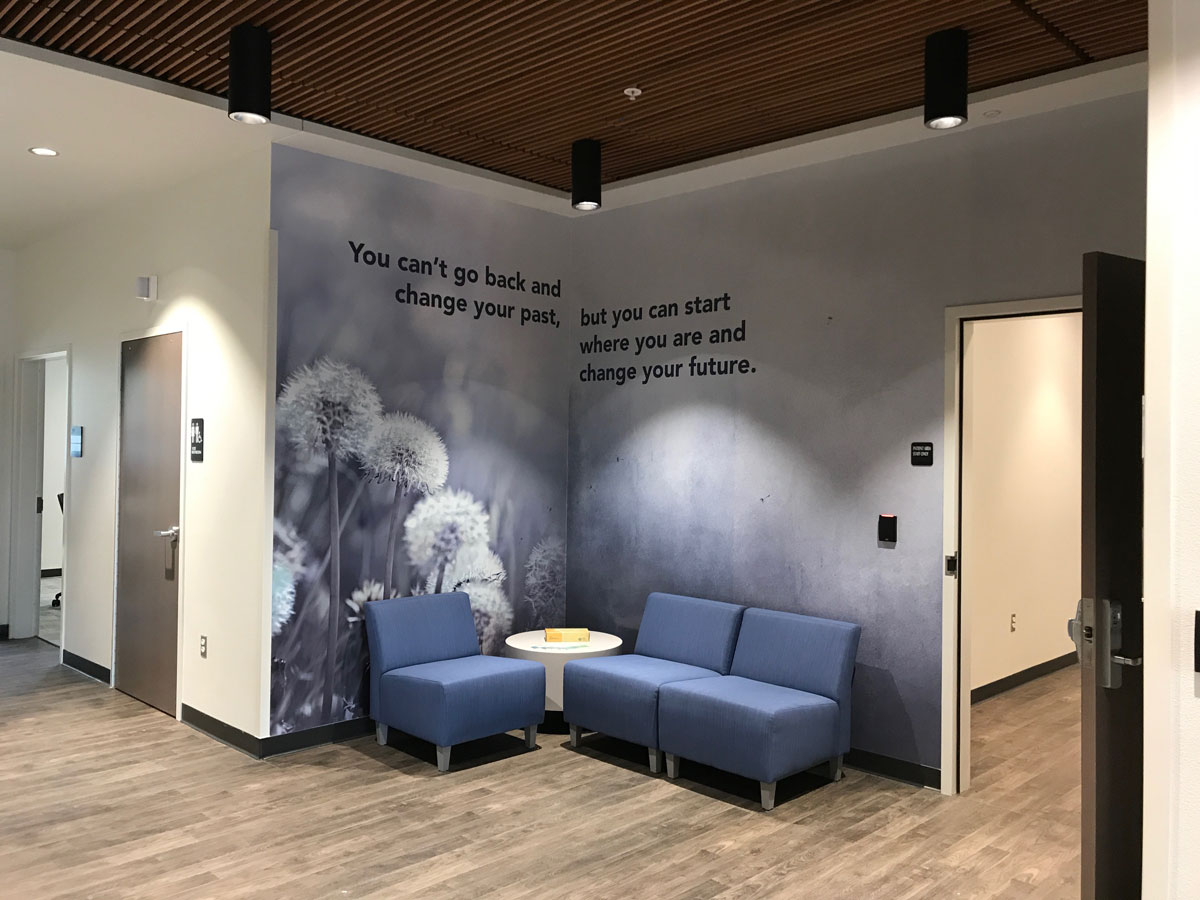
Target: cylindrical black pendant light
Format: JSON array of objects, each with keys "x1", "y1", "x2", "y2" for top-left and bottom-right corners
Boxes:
[
  {"x1": 572, "y1": 139, "x2": 601, "y2": 211},
  {"x1": 228, "y1": 23, "x2": 271, "y2": 124},
  {"x1": 924, "y1": 28, "x2": 968, "y2": 130}
]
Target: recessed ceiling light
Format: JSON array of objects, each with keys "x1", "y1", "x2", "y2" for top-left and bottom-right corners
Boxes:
[
  {"x1": 28, "y1": 147, "x2": 58, "y2": 157},
  {"x1": 983, "y1": 108, "x2": 1002, "y2": 119}
]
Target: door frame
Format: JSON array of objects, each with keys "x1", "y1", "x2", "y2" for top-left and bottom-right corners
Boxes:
[
  {"x1": 112, "y1": 324, "x2": 188, "y2": 719},
  {"x1": 7, "y1": 347, "x2": 71, "y2": 653},
  {"x1": 940, "y1": 295, "x2": 1082, "y2": 795}
]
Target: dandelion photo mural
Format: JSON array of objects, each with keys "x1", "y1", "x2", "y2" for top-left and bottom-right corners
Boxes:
[{"x1": 270, "y1": 146, "x2": 570, "y2": 734}]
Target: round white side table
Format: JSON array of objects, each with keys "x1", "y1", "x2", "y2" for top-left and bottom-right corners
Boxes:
[{"x1": 504, "y1": 630, "x2": 622, "y2": 713}]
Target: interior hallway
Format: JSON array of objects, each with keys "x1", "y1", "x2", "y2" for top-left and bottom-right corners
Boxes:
[
  {"x1": 0, "y1": 640, "x2": 1079, "y2": 900},
  {"x1": 38, "y1": 576, "x2": 60, "y2": 648}
]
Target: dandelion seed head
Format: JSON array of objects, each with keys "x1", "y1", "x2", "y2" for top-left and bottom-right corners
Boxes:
[
  {"x1": 277, "y1": 358, "x2": 382, "y2": 461},
  {"x1": 524, "y1": 536, "x2": 566, "y2": 625},
  {"x1": 425, "y1": 544, "x2": 506, "y2": 595},
  {"x1": 404, "y1": 488, "x2": 490, "y2": 568},
  {"x1": 360, "y1": 412, "x2": 448, "y2": 494},
  {"x1": 464, "y1": 580, "x2": 513, "y2": 654},
  {"x1": 271, "y1": 561, "x2": 297, "y2": 636}
]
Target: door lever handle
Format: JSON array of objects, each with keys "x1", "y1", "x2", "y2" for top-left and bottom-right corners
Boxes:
[{"x1": 153, "y1": 526, "x2": 180, "y2": 541}]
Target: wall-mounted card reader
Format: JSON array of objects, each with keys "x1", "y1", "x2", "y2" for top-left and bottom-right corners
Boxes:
[{"x1": 878, "y1": 514, "x2": 897, "y2": 543}]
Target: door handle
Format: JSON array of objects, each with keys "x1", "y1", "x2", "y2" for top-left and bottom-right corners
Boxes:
[
  {"x1": 153, "y1": 526, "x2": 180, "y2": 541},
  {"x1": 1073, "y1": 597, "x2": 1140, "y2": 689}
]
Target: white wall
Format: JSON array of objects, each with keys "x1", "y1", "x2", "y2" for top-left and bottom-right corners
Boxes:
[
  {"x1": 13, "y1": 150, "x2": 273, "y2": 736},
  {"x1": 963, "y1": 313, "x2": 1081, "y2": 690},
  {"x1": 1144, "y1": 1, "x2": 1200, "y2": 896},
  {"x1": 39, "y1": 355, "x2": 67, "y2": 571},
  {"x1": 0, "y1": 248, "x2": 13, "y2": 630}
]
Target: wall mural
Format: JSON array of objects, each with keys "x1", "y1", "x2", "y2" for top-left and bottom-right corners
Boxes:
[
  {"x1": 561, "y1": 94, "x2": 1148, "y2": 771},
  {"x1": 270, "y1": 146, "x2": 569, "y2": 734}
]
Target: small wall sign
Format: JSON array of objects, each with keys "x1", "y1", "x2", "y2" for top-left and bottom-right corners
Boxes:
[
  {"x1": 69, "y1": 425, "x2": 83, "y2": 458},
  {"x1": 911, "y1": 442, "x2": 934, "y2": 466},
  {"x1": 190, "y1": 418, "x2": 205, "y2": 462}
]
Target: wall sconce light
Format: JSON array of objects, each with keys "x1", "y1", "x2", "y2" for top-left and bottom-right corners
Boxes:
[
  {"x1": 924, "y1": 28, "x2": 969, "y2": 130},
  {"x1": 572, "y1": 139, "x2": 602, "y2": 211},
  {"x1": 228, "y1": 23, "x2": 272, "y2": 124}
]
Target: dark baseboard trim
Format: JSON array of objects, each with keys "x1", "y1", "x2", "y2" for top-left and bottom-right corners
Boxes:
[
  {"x1": 971, "y1": 653, "x2": 1078, "y2": 705},
  {"x1": 181, "y1": 704, "x2": 262, "y2": 757},
  {"x1": 0, "y1": 624, "x2": 8, "y2": 640},
  {"x1": 62, "y1": 650, "x2": 110, "y2": 684},
  {"x1": 845, "y1": 748, "x2": 941, "y2": 789},
  {"x1": 41, "y1": 567, "x2": 62, "y2": 578},
  {"x1": 260, "y1": 717, "x2": 373, "y2": 757},
  {"x1": 181, "y1": 706, "x2": 373, "y2": 759}
]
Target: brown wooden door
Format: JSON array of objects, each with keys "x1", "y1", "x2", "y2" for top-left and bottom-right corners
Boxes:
[
  {"x1": 115, "y1": 333, "x2": 182, "y2": 715},
  {"x1": 1080, "y1": 251, "x2": 1144, "y2": 898}
]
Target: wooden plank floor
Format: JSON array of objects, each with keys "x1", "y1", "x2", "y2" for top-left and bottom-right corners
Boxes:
[{"x1": 0, "y1": 639, "x2": 1081, "y2": 899}]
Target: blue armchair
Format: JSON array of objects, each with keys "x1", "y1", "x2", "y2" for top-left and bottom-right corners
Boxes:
[
  {"x1": 364, "y1": 592, "x2": 545, "y2": 771},
  {"x1": 658, "y1": 608, "x2": 861, "y2": 810},
  {"x1": 562, "y1": 592, "x2": 745, "y2": 772}
]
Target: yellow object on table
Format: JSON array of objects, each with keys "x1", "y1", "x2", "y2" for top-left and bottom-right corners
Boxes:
[{"x1": 544, "y1": 627, "x2": 590, "y2": 642}]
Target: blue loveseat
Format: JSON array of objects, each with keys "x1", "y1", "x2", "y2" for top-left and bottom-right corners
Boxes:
[
  {"x1": 562, "y1": 592, "x2": 744, "y2": 772},
  {"x1": 365, "y1": 592, "x2": 545, "y2": 772},
  {"x1": 562, "y1": 594, "x2": 860, "y2": 810}
]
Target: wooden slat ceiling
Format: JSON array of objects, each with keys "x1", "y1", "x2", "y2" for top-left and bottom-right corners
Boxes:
[{"x1": 0, "y1": 0, "x2": 1147, "y2": 191}]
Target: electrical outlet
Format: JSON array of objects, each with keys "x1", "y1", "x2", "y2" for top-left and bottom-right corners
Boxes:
[
  {"x1": 200, "y1": 635, "x2": 208, "y2": 658},
  {"x1": 1010, "y1": 614, "x2": 1017, "y2": 633}
]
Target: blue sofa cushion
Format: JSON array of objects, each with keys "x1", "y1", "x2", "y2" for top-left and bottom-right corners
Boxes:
[
  {"x1": 562, "y1": 654, "x2": 720, "y2": 748},
  {"x1": 658, "y1": 676, "x2": 840, "y2": 784},
  {"x1": 365, "y1": 592, "x2": 481, "y2": 717},
  {"x1": 634, "y1": 592, "x2": 745, "y2": 674},
  {"x1": 730, "y1": 608, "x2": 861, "y2": 752},
  {"x1": 377, "y1": 655, "x2": 545, "y2": 748}
]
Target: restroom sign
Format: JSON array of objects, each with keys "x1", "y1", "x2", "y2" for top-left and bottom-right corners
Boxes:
[
  {"x1": 190, "y1": 418, "x2": 205, "y2": 462},
  {"x1": 911, "y1": 442, "x2": 934, "y2": 466}
]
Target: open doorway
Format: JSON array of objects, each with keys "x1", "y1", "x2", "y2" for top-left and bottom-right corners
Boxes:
[
  {"x1": 38, "y1": 355, "x2": 68, "y2": 647},
  {"x1": 941, "y1": 296, "x2": 1082, "y2": 795},
  {"x1": 8, "y1": 351, "x2": 69, "y2": 649},
  {"x1": 960, "y1": 309, "x2": 1082, "y2": 807}
]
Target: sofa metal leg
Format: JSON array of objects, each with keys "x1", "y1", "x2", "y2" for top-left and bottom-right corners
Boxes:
[
  {"x1": 436, "y1": 745, "x2": 451, "y2": 772},
  {"x1": 648, "y1": 748, "x2": 664, "y2": 774},
  {"x1": 568, "y1": 723, "x2": 581, "y2": 748},
  {"x1": 525, "y1": 725, "x2": 537, "y2": 749},
  {"x1": 665, "y1": 753, "x2": 680, "y2": 780},
  {"x1": 760, "y1": 781, "x2": 777, "y2": 811},
  {"x1": 828, "y1": 755, "x2": 844, "y2": 782},
  {"x1": 375, "y1": 723, "x2": 388, "y2": 746}
]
